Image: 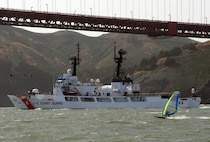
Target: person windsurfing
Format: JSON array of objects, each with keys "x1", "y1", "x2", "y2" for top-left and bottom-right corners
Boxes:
[{"x1": 155, "y1": 91, "x2": 180, "y2": 119}]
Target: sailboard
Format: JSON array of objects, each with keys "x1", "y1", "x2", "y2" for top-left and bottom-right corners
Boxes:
[{"x1": 155, "y1": 91, "x2": 180, "y2": 119}]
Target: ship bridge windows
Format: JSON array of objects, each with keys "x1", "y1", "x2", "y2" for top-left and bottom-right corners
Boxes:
[
  {"x1": 62, "y1": 86, "x2": 69, "y2": 92},
  {"x1": 96, "y1": 98, "x2": 111, "y2": 102},
  {"x1": 130, "y1": 96, "x2": 146, "y2": 102},
  {"x1": 65, "y1": 97, "x2": 79, "y2": 102},
  {"x1": 106, "y1": 93, "x2": 110, "y2": 96},
  {"x1": 113, "y1": 97, "x2": 128, "y2": 102},
  {"x1": 81, "y1": 97, "x2": 95, "y2": 102}
]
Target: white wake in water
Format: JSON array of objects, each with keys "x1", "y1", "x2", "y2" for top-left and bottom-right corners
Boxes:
[{"x1": 169, "y1": 115, "x2": 210, "y2": 120}]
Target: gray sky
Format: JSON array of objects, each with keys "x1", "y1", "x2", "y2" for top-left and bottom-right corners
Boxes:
[{"x1": 1, "y1": 0, "x2": 210, "y2": 42}]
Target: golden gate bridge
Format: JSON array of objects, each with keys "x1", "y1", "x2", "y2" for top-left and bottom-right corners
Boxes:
[{"x1": 0, "y1": 0, "x2": 210, "y2": 38}]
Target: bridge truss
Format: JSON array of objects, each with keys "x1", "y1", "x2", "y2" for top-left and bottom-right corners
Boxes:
[{"x1": 0, "y1": 9, "x2": 210, "y2": 38}]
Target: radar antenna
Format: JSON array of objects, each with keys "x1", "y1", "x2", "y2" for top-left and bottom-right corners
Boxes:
[
  {"x1": 113, "y1": 42, "x2": 127, "y2": 81},
  {"x1": 69, "y1": 43, "x2": 81, "y2": 76}
]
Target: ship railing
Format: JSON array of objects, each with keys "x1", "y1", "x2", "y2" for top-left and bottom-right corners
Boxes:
[
  {"x1": 81, "y1": 83, "x2": 103, "y2": 86},
  {"x1": 139, "y1": 92, "x2": 171, "y2": 97},
  {"x1": 33, "y1": 94, "x2": 54, "y2": 100}
]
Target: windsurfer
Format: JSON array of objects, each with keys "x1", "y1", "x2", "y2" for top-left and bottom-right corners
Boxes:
[
  {"x1": 191, "y1": 87, "x2": 196, "y2": 97},
  {"x1": 165, "y1": 110, "x2": 170, "y2": 117},
  {"x1": 162, "y1": 110, "x2": 170, "y2": 117}
]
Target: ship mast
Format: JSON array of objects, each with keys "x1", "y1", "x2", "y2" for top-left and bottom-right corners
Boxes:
[
  {"x1": 69, "y1": 43, "x2": 81, "y2": 76},
  {"x1": 113, "y1": 42, "x2": 127, "y2": 81}
]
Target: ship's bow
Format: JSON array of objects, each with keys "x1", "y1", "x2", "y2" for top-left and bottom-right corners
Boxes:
[{"x1": 7, "y1": 95, "x2": 28, "y2": 109}]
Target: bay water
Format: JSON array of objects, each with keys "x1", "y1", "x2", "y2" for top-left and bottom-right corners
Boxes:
[{"x1": 1, "y1": 106, "x2": 210, "y2": 142}]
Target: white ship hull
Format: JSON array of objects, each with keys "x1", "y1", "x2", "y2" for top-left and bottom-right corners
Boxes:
[
  {"x1": 8, "y1": 94, "x2": 201, "y2": 109},
  {"x1": 179, "y1": 97, "x2": 201, "y2": 108}
]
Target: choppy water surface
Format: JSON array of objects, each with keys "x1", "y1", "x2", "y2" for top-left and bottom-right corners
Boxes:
[{"x1": 1, "y1": 106, "x2": 210, "y2": 142}]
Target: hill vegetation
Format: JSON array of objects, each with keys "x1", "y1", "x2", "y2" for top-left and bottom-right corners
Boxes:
[
  {"x1": 0, "y1": 25, "x2": 209, "y2": 106},
  {"x1": 133, "y1": 41, "x2": 210, "y2": 101}
]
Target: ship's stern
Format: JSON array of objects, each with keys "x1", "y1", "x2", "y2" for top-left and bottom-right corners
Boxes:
[{"x1": 188, "y1": 97, "x2": 201, "y2": 108}]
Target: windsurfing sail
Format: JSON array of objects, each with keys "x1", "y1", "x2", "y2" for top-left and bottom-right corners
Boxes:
[{"x1": 162, "y1": 91, "x2": 180, "y2": 117}]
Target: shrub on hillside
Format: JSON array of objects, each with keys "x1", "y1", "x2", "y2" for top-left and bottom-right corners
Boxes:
[
  {"x1": 139, "y1": 56, "x2": 157, "y2": 70},
  {"x1": 164, "y1": 57, "x2": 177, "y2": 67},
  {"x1": 182, "y1": 43, "x2": 198, "y2": 51},
  {"x1": 158, "y1": 47, "x2": 182, "y2": 58}
]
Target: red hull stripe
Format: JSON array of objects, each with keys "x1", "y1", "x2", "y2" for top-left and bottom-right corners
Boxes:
[{"x1": 21, "y1": 98, "x2": 35, "y2": 109}]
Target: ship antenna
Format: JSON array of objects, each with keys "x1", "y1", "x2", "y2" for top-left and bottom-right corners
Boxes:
[
  {"x1": 52, "y1": 72, "x2": 54, "y2": 91},
  {"x1": 114, "y1": 41, "x2": 116, "y2": 59},
  {"x1": 113, "y1": 42, "x2": 127, "y2": 81},
  {"x1": 69, "y1": 43, "x2": 81, "y2": 76},
  {"x1": 76, "y1": 42, "x2": 80, "y2": 64}
]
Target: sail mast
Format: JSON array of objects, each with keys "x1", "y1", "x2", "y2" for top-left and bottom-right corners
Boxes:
[{"x1": 162, "y1": 91, "x2": 180, "y2": 117}]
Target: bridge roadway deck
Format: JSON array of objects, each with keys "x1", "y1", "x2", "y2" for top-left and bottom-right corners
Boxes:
[{"x1": 0, "y1": 9, "x2": 210, "y2": 38}]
